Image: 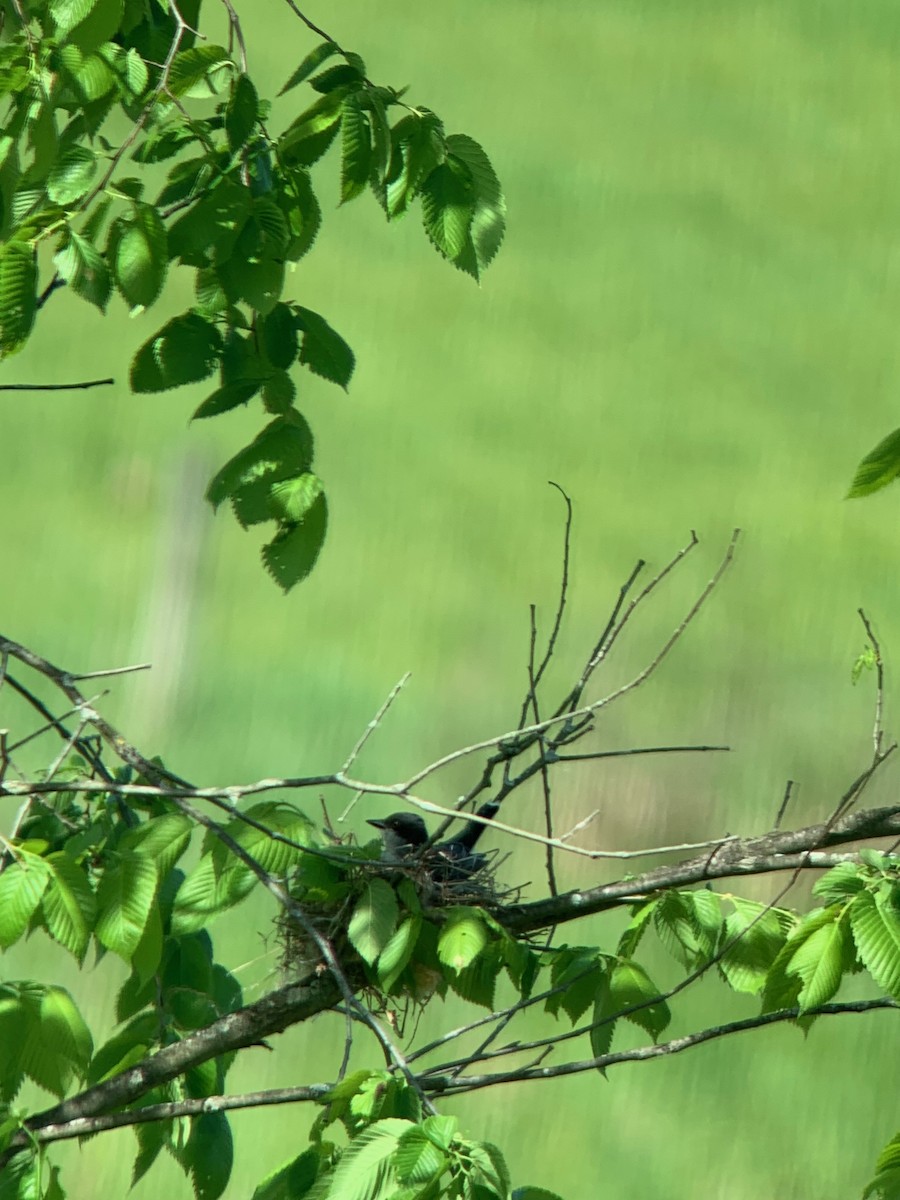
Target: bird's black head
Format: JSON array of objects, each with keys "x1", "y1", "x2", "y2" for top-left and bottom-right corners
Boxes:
[{"x1": 367, "y1": 812, "x2": 429, "y2": 854}]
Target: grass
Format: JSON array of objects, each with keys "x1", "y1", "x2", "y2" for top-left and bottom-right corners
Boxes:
[{"x1": 2, "y1": 0, "x2": 900, "y2": 1195}]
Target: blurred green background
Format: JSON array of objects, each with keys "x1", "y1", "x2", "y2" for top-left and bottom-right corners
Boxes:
[{"x1": 3, "y1": 0, "x2": 900, "y2": 1195}]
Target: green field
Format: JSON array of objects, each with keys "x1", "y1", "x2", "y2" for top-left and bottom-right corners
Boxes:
[{"x1": 3, "y1": 0, "x2": 900, "y2": 1195}]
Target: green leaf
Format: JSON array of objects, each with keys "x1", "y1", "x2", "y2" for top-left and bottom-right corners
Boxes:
[
  {"x1": 120, "y1": 813, "x2": 193, "y2": 876},
  {"x1": 512, "y1": 1190, "x2": 565, "y2": 1200},
  {"x1": 850, "y1": 885, "x2": 900, "y2": 999},
  {"x1": 0, "y1": 239, "x2": 36, "y2": 358},
  {"x1": 546, "y1": 948, "x2": 603, "y2": 1024},
  {"x1": 54, "y1": 229, "x2": 111, "y2": 311},
  {"x1": 384, "y1": 111, "x2": 445, "y2": 218},
  {"x1": 216, "y1": 217, "x2": 285, "y2": 314},
  {"x1": 348, "y1": 879, "x2": 399, "y2": 966},
  {"x1": 0, "y1": 853, "x2": 52, "y2": 947},
  {"x1": 278, "y1": 91, "x2": 344, "y2": 165},
  {"x1": 268, "y1": 472, "x2": 323, "y2": 523},
  {"x1": 192, "y1": 380, "x2": 261, "y2": 420},
  {"x1": 320, "y1": 1119, "x2": 409, "y2": 1200},
  {"x1": 608, "y1": 959, "x2": 670, "y2": 1040},
  {"x1": 847, "y1": 428, "x2": 900, "y2": 498},
  {"x1": 94, "y1": 852, "x2": 159, "y2": 962},
  {"x1": 130, "y1": 312, "x2": 222, "y2": 392},
  {"x1": 261, "y1": 302, "x2": 299, "y2": 369},
  {"x1": 340, "y1": 93, "x2": 371, "y2": 203},
  {"x1": 88, "y1": 1011, "x2": 159, "y2": 1085},
  {"x1": 617, "y1": 898, "x2": 659, "y2": 959},
  {"x1": 864, "y1": 1130, "x2": 900, "y2": 1200},
  {"x1": 110, "y1": 201, "x2": 168, "y2": 309},
  {"x1": 437, "y1": 908, "x2": 488, "y2": 972},
  {"x1": 589, "y1": 967, "x2": 616, "y2": 1064},
  {"x1": 42, "y1": 852, "x2": 96, "y2": 961},
  {"x1": 420, "y1": 159, "x2": 475, "y2": 263},
  {"x1": 720, "y1": 898, "x2": 794, "y2": 996},
  {"x1": 172, "y1": 803, "x2": 313, "y2": 934},
  {"x1": 444, "y1": 133, "x2": 506, "y2": 280},
  {"x1": 788, "y1": 911, "x2": 850, "y2": 1011},
  {"x1": 280, "y1": 166, "x2": 321, "y2": 261},
  {"x1": 262, "y1": 495, "x2": 328, "y2": 590},
  {"x1": 225, "y1": 73, "x2": 258, "y2": 153},
  {"x1": 168, "y1": 178, "x2": 252, "y2": 267},
  {"x1": 394, "y1": 1128, "x2": 447, "y2": 1187},
  {"x1": 18, "y1": 984, "x2": 93, "y2": 1097},
  {"x1": 183, "y1": 1111, "x2": 233, "y2": 1200},
  {"x1": 50, "y1": 0, "x2": 97, "y2": 38},
  {"x1": 279, "y1": 42, "x2": 339, "y2": 96},
  {"x1": 376, "y1": 916, "x2": 421, "y2": 992},
  {"x1": 62, "y1": 0, "x2": 123, "y2": 52},
  {"x1": 168, "y1": 45, "x2": 233, "y2": 98},
  {"x1": 206, "y1": 415, "x2": 314, "y2": 508},
  {"x1": 251, "y1": 1148, "x2": 320, "y2": 1200},
  {"x1": 294, "y1": 305, "x2": 355, "y2": 388},
  {"x1": 45, "y1": 144, "x2": 96, "y2": 205},
  {"x1": 311, "y1": 64, "x2": 365, "y2": 94},
  {"x1": 813, "y1": 863, "x2": 866, "y2": 903}
]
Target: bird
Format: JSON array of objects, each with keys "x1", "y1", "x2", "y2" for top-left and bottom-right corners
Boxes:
[{"x1": 367, "y1": 800, "x2": 499, "y2": 881}]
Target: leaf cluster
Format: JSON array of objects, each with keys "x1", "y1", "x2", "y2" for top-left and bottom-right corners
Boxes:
[{"x1": 0, "y1": 6, "x2": 505, "y2": 588}]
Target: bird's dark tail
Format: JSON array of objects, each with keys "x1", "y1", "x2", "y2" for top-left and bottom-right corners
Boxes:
[{"x1": 455, "y1": 799, "x2": 501, "y2": 851}]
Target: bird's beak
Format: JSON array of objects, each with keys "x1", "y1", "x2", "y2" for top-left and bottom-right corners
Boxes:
[{"x1": 367, "y1": 818, "x2": 387, "y2": 830}]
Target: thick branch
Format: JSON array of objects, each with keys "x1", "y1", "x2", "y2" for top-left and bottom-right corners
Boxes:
[
  {"x1": 0, "y1": 972, "x2": 346, "y2": 1166},
  {"x1": 501, "y1": 803, "x2": 900, "y2": 933}
]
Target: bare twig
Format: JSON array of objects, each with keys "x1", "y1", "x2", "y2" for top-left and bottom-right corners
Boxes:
[{"x1": 0, "y1": 379, "x2": 115, "y2": 392}]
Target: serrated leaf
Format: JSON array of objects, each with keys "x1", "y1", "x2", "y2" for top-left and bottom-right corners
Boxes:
[
  {"x1": 376, "y1": 916, "x2": 421, "y2": 992},
  {"x1": 183, "y1": 1111, "x2": 233, "y2": 1200},
  {"x1": 348, "y1": 879, "x2": 399, "y2": 966},
  {"x1": 278, "y1": 91, "x2": 344, "y2": 164},
  {"x1": 0, "y1": 239, "x2": 36, "y2": 357},
  {"x1": 294, "y1": 305, "x2": 354, "y2": 388},
  {"x1": 0, "y1": 853, "x2": 52, "y2": 947},
  {"x1": 168, "y1": 46, "x2": 233, "y2": 98},
  {"x1": 50, "y1": 0, "x2": 96, "y2": 37},
  {"x1": 21, "y1": 984, "x2": 93, "y2": 1096},
  {"x1": 850, "y1": 886, "x2": 900, "y2": 998},
  {"x1": 225, "y1": 73, "x2": 258, "y2": 153},
  {"x1": 192, "y1": 380, "x2": 261, "y2": 420},
  {"x1": 120, "y1": 813, "x2": 193, "y2": 875},
  {"x1": 130, "y1": 312, "x2": 222, "y2": 393},
  {"x1": 864, "y1": 1130, "x2": 900, "y2": 1200},
  {"x1": 788, "y1": 913, "x2": 849, "y2": 1011},
  {"x1": 110, "y1": 201, "x2": 167, "y2": 308},
  {"x1": 420, "y1": 159, "x2": 475, "y2": 263},
  {"x1": 42, "y1": 852, "x2": 96, "y2": 960},
  {"x1": 721, "y1": 898, "x2": 794, "y2": 996},
  {"x1": 444, "y1": 133, "x2": 506, "y2": 279},
  {"x1": 95, "y1": 852, "x2": 159, "y2": 961},
  {"x1": 261, "y1": 302, "x2": 299, "y2": 369},
  {"x1": 168, "y1": 178, "x2": 252, "y2": 267},
  {"x1": 54, "y1": 229, "x2": 111, "y2": 310},
  {"x1": 813, "y1": 862, "x2": 866, "y2": 903},
  {"x1": 608, "y1": 959, "x2": 670, "y2": 1040},
  {"x1": 251, "y1": 1148, "x2": 320, "y2": 1200},
  {"x1": 437, "y1": 908, "x2": 488, "y2": 972},
  {"x1": 268, "y1": 472, "x2": 323, "y2": 523},
  {"x1": 322, "y1": 1120, "x2": 409, "y2": 1200},
  {"x1": 281, "y1": 166, "x2": 321, "y2": 261},
  {"x1": 262, "y1": 493, "x2": 328, "y2": 591},
  {"x1": 393, "y1": 1129, "x2": 446, "y2": 1186},
  {"x1": 340, "y1": 93, "x2": 371, "y2": 204},
  {"x1": 206, "y1": 415, "x2": 314, "y2": 507},
  {"x1": 848, "y1": 428, "x2": 900, "y2": 498},
  {"x1": 172, "y1": 803, "x2": 313, "y2": 934},
  {"x1": 279, "y1": 42, "x2": 339, "y2": 97}
]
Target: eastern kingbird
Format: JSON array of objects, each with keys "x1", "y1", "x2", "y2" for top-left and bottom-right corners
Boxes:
[{"x1": 368, "y1": 801, "x2": 499, "y2": 881}]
